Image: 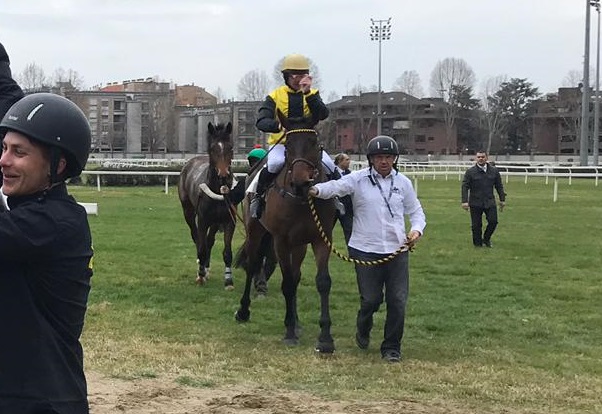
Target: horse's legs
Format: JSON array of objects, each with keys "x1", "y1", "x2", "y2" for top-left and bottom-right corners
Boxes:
[
  {"x1": 222, "y1": 221, "x2": 235, "y2": 290},
  {"x1": 311, "y1": 240, "x2": 335, "y2": 354},
  {"x1": 263, "y1": 235, "x2": 277, "y2": 282},
  {"x1": 204, "y1": 224, "x2": 218, "y2": 271},
  {"x1": 253, "y1": 233, "x2": 273, "y2": 295},
  {"x1": 235, "y1": 220, "x2": 266, "y2": 322},
  {"x1": 195, "y1": 219, "x2": 210, "y2": 284},
  {"x1": 276, "y1": 241, "x2": 306, "y2": 345},
  {"x1": 181, "y1": 199, "x2": 198, "y2": 244}
]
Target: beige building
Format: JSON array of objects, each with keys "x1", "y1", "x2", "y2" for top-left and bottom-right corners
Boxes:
[{"x1": 67, "y1": 79, "x2": 221, "y2": 155}]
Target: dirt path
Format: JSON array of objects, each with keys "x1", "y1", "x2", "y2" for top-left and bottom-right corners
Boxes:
[{"x1": 88, "y1": 371, "x2": 472, "y2": 414}]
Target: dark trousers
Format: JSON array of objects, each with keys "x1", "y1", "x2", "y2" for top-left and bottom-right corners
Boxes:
[
  {"x1": 469, "y1": 205, "x2": 498, "y2": 246},
  {"x1": 349, "y1": 247, "x2": 409, "y2": 355},
  {"x1": 335, "y1": 211, "x2": 353, "y2": 244}
]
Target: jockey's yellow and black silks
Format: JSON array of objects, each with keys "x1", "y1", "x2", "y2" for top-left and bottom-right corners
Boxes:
[{"x1": 256, "y1": 84, "x2": 329, "y2": 145}]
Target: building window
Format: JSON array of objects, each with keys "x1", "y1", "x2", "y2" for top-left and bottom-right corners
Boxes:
[
  {"x1": 114, "y1": 100, "x2": 125, "y2": 111},
  {"x1": 415, "y1": 135, "x2": 426, "y2": 143}
]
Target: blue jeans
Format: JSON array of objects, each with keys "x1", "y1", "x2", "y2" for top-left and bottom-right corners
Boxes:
[{"x1": 349, "y1": 247, "x2": 409, "y2": 355}]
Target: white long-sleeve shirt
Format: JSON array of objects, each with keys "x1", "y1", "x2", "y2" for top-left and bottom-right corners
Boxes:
[{"x1": 313, "y1": 167, "x2": 426, "y2": 254}]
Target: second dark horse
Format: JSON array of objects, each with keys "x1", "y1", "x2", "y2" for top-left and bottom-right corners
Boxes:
[
  {"x1": 235, "y1": 126, "x2": 337, "y2": 353},
  {"x1": 178, "y1": 122, "x2": 237, "y2": 289}
]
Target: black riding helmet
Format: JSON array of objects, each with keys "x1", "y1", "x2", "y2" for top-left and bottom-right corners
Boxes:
[
  {"x1": 366, "y1": 135, "x2": 399, "y2": 170},
  {"x1": 366, "y1": 135, "x2": 399, "y2": 156},
  {"x1": 0, "y1": 93, "x2": 91, "y2": 180}
]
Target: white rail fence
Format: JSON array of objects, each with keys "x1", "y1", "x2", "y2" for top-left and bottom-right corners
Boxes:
[{"x1": 80, "y1": 165, "x2": 600, "y2": 203}]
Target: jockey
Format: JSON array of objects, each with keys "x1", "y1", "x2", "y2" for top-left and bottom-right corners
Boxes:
[
  {"x1": 226, "y1": 145, "x2": 268, "y2": 205},
  {"x1": 250, "y1": 53, "x2": 336, "y2": 219},
  {"x1": 247, "y1": 144, "x2": 267, "y2": 168}
]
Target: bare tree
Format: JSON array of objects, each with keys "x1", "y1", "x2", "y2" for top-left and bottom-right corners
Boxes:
[
  {"x1": 52, "y1": 67, "x2": 85, "y2": 90},
  {"x1": 480, "y1": 75, "x2": 508, "y2": 153},
  {"x1": 392, "y1": 70, "x2": 424, "y2": 98},
  {"x1": 17, "y1": 62, "x2": 47, "y2": 91},
  {"x1": 325, "y1": 91, "x2": 340, "y2": 103},
  {"x1": 349, "y1": 84, "x2": 364, "y2": 96},
  {"x1": 145, "y1": 95, "x2": 175, "y2": 156},
  {"x1": 562, "y1": 68, "x2": 595, "y2": 88},
  {"x1": 429, "y1": 57, "x2": 476, "y2": 153},
  {"x1": 237, "y1": 69, "x2": 270, "y2": 101},
  {"x1": 213, "y1": 87, "x2": 226, "y2": 104},
  {"x1": 271, "y1": 56, "x2": 322, "y2": 90}
]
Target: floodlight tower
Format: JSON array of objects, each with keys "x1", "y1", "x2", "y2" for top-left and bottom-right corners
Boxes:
[
  {"x1": 581, "y1": 0, "x2": 592, "y2": 166},
  {"x1": 370, "y1": 17, "x2": 391, "y2": 136}
]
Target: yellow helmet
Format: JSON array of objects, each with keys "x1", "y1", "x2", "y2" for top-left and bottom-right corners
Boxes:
[{"x1": 281, "y1": 54, "x2": 310, "y2": 72}]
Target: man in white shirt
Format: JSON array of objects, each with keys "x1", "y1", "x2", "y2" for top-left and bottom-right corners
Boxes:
[{"x1": 309, "y1": 135, "x2": 426, "y2": 363}]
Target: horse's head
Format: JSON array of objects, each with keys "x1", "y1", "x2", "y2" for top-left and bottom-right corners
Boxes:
[
  {"x1": 207, "y1": 122, "x2": 233, "y2": 184},
  {"x1": 284, "y1": 129, "x2": 321, "y2": 196}
]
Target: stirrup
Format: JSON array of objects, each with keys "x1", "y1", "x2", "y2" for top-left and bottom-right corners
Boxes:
[{"x1": 250, "y1": 195, "x2": 264, "y2": 219}]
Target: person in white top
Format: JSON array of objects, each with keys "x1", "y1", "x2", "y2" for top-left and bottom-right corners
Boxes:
[{"x1": 309, "y1": 135, "x2": 425, "y2": 363}]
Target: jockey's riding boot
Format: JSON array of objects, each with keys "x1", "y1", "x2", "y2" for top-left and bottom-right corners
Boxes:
[{"x1": 250, "y1": 169, "x2": 278, "y2": 219}]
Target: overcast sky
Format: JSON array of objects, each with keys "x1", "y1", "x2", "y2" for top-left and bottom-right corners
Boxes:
[{"x1": 0, "y1": 0, "x2": 591, "y2": 100}]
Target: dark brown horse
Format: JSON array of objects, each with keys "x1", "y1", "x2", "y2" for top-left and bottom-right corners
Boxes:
[
  {"x1": 178, "y1": 122, "x2": 237, "y2": 289},
  {"x1": 235, "y1": 127, "x2": 337, "y2": 354}
]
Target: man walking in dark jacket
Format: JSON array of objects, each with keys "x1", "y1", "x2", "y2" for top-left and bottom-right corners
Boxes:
[{"x1": 461, "y1": 151, "x2": 506, "y2": 248}]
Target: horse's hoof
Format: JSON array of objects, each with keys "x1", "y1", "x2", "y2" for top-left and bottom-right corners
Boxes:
[
  {"x1": 282, "y1": 337, "x2": 299, "y2": 346},
  {"x1": 195, "y1": 275, "x2": 207, "y2": 285},
  {"x1": 235, "y1": 309, "x2": 250, "y2": 322},
  {"x1": 314, "y1": 348, "x2": 336, "y2": 357},
  {"x1": 224, "y1": 278, "x2": 234, "y2": 291},
  {"x1": 315, "y1": 342, "x2": 336, "y2": 355}
]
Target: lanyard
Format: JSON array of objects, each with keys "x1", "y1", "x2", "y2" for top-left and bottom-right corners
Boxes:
[{"x1": 372, "y1": 173, "x2": 395, "y2": 218}]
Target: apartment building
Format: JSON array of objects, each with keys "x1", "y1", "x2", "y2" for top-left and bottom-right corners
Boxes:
[
  {"x1": 327, "y1": 91, "x2": 456, "y2": 155},
  {"x1": 67, "y1": 79, "x2": 219, "y2": 154},
  {"x1": 531, "y1": 87, "x2": 602, "y2": 155}
]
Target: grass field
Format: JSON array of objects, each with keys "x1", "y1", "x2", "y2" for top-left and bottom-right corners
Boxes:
[{"x1": 72, "y1": 177, "x2": 602, "y2": 413}]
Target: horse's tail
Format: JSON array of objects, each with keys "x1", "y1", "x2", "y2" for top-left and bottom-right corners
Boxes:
[{"x1": 233, "y1": 244, "x2": 247, "y2": 270}]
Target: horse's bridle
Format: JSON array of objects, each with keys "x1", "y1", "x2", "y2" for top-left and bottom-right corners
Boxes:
[{"x1": 284, "y1": 128, "x2": 320, "y2": 180}]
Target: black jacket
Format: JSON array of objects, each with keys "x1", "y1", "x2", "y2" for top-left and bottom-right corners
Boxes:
[
  {"x1": 461, "y1": 164, "x2": 506, "y2": 208},
  {"x1": 0, "y1": 184, "x2": 93, "y2": 414},
  {"x1": 0, "y1": 42, "x2": 24, "y2": 120},
  {"x1": 256, "y1": 85, "x2": 329, "y2": 145}
]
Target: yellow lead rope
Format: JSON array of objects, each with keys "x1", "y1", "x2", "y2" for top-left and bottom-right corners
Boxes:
[{"x1": 307, "y1": 196, "x2": 413, "y2": 266}]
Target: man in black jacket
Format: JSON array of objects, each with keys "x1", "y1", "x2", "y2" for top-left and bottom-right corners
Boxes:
[
  {"x1": 461, "y1": 151, "x2": 506, "y2": 248},
  {"x1": 0, "y1": 42, "x2": 24, "y2": 212},
  {"x1": 0, "y1": 93, "x2": 93, "y2": 414},
  {"x1": 0, "y1": 43, "x2": 23, "y2": 118}
]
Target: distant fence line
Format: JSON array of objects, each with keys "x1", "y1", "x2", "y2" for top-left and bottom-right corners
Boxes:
[{"x1": 80, "y1": 166, "x2": 600, "y2": 203}]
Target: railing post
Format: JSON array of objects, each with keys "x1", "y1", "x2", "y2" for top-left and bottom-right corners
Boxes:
[
  {"x1": 553, "y1": 177, "x2": 558, "y2": 202},
  {"x1": 165, "y1": 176, "x2": 169, "y2": 194},
  {"x1": 96, "y1": 174, "x2": 101, "y2": 192}
]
